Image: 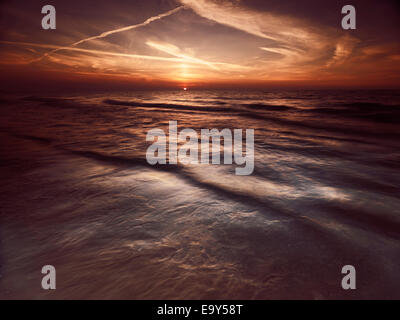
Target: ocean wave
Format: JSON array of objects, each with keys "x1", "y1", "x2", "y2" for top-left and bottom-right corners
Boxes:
[{"x1": 103, "y1": 98, "x2": 235, "y2": 113}]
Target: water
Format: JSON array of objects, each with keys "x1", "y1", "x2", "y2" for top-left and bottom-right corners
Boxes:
[{"x1": 0, "y1": 89, "x2": 399, "y2": 299}]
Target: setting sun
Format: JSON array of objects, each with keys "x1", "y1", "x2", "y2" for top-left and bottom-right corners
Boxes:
[{"x1": 0, "y1": 0, "x2": 398, "y2": 89}]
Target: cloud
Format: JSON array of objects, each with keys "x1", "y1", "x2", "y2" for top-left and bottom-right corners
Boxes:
[
  {"x1": 2, "y1": 0, "x2": 396, "y2": 86},
  {"x1": 0, "y1": 40, "x2": 184, "y2": 63},
  {"x1": 178, "y1": 0, "x2": 334, "y2": 71},
  {"x1": 178, "y1": 0, "x2": 324, "y2": 46},
  {"x1": 326, "y1": 35, "x2": 360, "y2": 67},
  {"x1": 33, "y1": 5, "x2": 186, "y2": 62},
  {"x1": 146, "y1": 41, "x2": 219, "y2": 70},
  {"x1": 146, "y1": 40, "x2": 252, "y2": 72},
  {"x1": 179, "y1": 0, "x2": 278, "y2": 41}
]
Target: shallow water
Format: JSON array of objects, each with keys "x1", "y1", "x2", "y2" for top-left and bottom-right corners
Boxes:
[{"x1": 0, "y1": 89, "x2": 399, "y2": 299}]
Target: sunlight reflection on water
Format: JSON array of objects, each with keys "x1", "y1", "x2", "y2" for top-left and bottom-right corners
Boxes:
[{"x1": 0, "y1": 89, "x2": 399, "y2": 299}]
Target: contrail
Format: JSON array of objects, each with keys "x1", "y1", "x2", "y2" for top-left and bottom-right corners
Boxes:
[
  {"x1": 34, "y1": 5, "x2": 185, "y2": 62},
  {"x1": 0, "y1": 40, "x2": 184, "y2": 63},
  {"x1": 2, "y1": 40, "x2": 250, "y2": 72}
]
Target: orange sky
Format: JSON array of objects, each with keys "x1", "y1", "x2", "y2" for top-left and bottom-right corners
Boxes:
[{"x1": 0, "y1": 0, "x2": 399, "y2": 90}]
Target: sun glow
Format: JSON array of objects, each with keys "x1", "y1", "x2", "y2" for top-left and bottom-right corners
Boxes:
[{"x1": 0, "y1": 1, "x2": 398, "y2": 89}]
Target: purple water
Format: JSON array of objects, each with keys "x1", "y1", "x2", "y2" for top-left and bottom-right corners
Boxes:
[{"x1": 0, "y1": 89, "x2": 399, "y2": 299}]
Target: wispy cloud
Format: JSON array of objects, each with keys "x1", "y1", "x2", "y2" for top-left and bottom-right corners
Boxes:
[
  {"x1": 179, "y1": 0, "x2": 322, "y2": 46},
  {"x1": 146, "y1": 41, "x2": 252, "y2": 72},
  {"x1": 146, "y1": 41, "x2": 219, "y2": 70},
  {"x1": 178, "y1": 0, "x2": 335, "y2": 74},
  {"x1": 0, "y1": 0, "x2": 397, "y2": 86},
  {"x1": 0, "y1": 40, "x2": 184, "y2": 63},
  {"x1": 179, "y1": 0, "x2": 293, "y2": 41},
  {"x1": 326, "y1": 35, "x2": 359, "y2": 67},
  {"x1": 33, "y1": 5, "x2": 186, "y2": 62}
]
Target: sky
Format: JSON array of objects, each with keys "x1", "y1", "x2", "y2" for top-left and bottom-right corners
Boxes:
[{"x1": 0, "y1": 0, "x2": 399, "y2": 90}]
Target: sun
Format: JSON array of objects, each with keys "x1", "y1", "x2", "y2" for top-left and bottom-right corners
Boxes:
[{"x1": 183, "y1": 87, "x2": 188, "y2": 91}]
